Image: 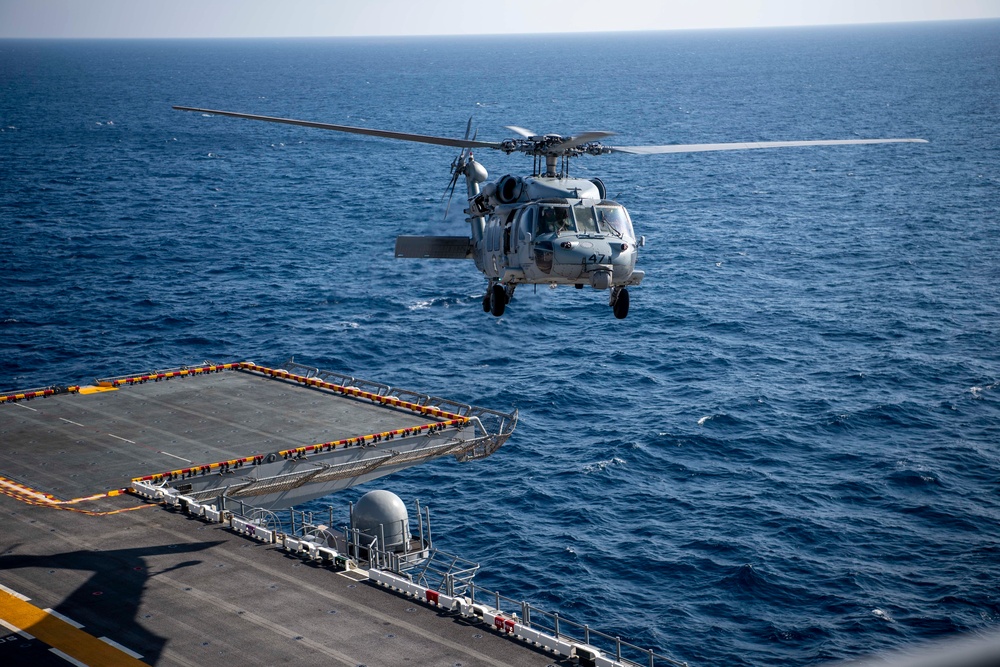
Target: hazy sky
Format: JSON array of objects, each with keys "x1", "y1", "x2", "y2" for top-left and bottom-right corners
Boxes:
[{"x1": 2, "y1": 0, "x2": 999, "y2": 38}]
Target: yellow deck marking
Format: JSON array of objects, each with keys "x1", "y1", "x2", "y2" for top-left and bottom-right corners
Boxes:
[
  {"x1": 0, "y1": 589, "x2": 149, "y2": 666},
  {"x1": 79, "y1": 386, "x2": 119, "y2": 395}
]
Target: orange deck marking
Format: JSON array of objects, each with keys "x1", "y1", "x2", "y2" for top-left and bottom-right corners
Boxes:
[{"x1": 0, "y1": 476, "x2": 145, "y2": 515}]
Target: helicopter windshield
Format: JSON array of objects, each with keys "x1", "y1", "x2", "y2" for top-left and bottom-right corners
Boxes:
[
  {"x1": 597, "y1": 205, "x2": 634, "y2": 240},
  {"x1": 537, "y1": 205, "x2": 572, "y2": 235},
  {"x1": 573, "y1": 206, "x2": 599, "y2": 234}
]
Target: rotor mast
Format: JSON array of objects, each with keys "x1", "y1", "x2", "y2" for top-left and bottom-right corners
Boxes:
[{"x1": 544, "y1": 154, "x2": 559, "y2": 178}]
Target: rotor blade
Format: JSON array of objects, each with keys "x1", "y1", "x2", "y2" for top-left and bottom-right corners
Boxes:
[
  {"x1": 607, "y1": 138, "x2": 928, "y2": 155},
  {"x1": 173, "y1": 106, "x2": 503, "y2": 150},
  {"x1": 548, "y1": 131, "x2": 617, "y2": 153},
  {"x1": 505, "y1": 125, "x2": 536, "y2": 139}
]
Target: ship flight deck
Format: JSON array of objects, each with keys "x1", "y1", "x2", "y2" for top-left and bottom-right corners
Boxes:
[
  {"x1": 0, "y1": 361, "x2": 689, "y2": 667},
  {"x1": 0, "y1": 360, "x2": 574, "y2": 667}
]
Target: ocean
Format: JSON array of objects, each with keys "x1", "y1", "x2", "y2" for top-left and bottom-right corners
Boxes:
[{"x1": 2, "y1": 20, "x2": 999, "y2": 666}]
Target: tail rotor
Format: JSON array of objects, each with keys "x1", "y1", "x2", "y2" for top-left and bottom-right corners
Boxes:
[{"x1": 443, "y1": 118, "x2": 475, "y2": 219}]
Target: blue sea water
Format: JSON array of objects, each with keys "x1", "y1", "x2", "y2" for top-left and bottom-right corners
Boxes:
[{"x1": 2, "y1": 20, "x2": 999, "y2": 666}]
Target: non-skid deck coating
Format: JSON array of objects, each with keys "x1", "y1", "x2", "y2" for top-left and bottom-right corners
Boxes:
[
  {"x1": 0, "y1": 492, "x2": 570, "y2": 667},
  {"x1": 0, "y1": 369, "x2": 435, "y2": 501}
]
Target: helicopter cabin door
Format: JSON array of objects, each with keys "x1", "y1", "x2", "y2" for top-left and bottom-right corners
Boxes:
[
  {"x1": 485, "y1": 214, "x2": 502, "y2": 278},
  {"x1": 513, "y1": 206, "x2": 535, "y2": 270},
  {"x1": 491, "y1": 211, "x2": 513, "y2": 276}
]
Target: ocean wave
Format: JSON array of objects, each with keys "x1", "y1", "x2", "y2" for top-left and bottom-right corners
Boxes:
[{"x1": 582, "y1": 456, "x2": 626, "y2": 474}]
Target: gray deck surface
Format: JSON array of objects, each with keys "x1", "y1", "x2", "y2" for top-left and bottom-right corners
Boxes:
[
  {"x1": 0, "y1": 492, "x2": 570, "y2": 667},
  {"x1": 0, "y1": 370, "x2": 434, "y2": 500}
]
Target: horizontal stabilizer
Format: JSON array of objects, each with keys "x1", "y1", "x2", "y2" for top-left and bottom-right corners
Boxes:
[{"x1": 395, "y1": 236, "x2": 473, "y2": 260}]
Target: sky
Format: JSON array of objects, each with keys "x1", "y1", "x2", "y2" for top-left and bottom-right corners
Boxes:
[{"x1": 1, "y1": 0, "x2": 999, "y2": 38}]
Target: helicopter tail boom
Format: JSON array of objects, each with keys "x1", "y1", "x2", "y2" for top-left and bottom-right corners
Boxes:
[{"x1": 395, "y1": 236, "x2": 473, "y2": 260}]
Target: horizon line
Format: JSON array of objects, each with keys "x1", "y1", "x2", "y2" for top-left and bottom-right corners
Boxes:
[{"x1": 2, "y1": 16, "x2": 997, "y2": 41}]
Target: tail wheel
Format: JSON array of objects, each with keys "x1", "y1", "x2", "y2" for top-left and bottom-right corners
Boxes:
[
  {"x1": 482, "y1": 292, "x2": 491, "y2": 312},
  {"x1": 490, "y1": 284, "x2": 506, "y2": 317},
  {"x1": 612, "y1": 288, "x2": 630, "y2": 319}
]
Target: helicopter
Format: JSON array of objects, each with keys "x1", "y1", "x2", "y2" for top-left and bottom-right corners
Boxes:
[{"x1": 174, "y1": 106, "x2": 927, "y2": 319}]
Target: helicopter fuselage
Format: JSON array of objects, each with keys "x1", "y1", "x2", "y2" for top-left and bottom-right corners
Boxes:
[
  {"x1": 396, "y1": 168, "x2": 644, "y2": 318},
  {"x1": 474, "y1": 176, "x2": 645, "y2": 292}
]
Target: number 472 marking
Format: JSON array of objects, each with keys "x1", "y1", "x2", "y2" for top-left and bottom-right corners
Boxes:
[{"x1": 587, "y1": 254, "x2": 608, "y2": 264}]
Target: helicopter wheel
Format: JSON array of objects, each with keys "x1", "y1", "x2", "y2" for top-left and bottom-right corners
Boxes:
[
  {"x1": 482, "y1": 292, "x2": 491, "y2": 312},
  {"x1": 612, "y1": 287, "x2": 630, "y2": 319},
  {"x1": 490, "y1": 284, "x2": 506, "y2": 317}
]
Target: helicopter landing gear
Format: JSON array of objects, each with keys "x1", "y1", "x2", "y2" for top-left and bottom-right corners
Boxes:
[
  {"x1": 610, "y1": 286, "x2": 630, "y2": 319},
  {"x1": 486, "y1": 282, "x2": 515, "y2": 317},
  {"x1": 489, "y1": 283, "x2": 506, "y2": 317}
]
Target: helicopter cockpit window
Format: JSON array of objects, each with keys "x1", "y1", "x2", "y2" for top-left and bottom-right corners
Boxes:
[
  {"x1": 573, "y1": 206, "x2": 599, "y2": 234},
  {"x1": 538, "y1": 205, "x2": 571, "y2": 235},
  {"x1": 597, "y1": 205, "x2": 634, "y2": 240}
]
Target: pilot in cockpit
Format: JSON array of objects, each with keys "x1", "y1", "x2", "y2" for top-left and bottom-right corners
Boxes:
[
  {"x1": 539, "y1": 206, "x2": 572, "y2": 235},
  {"x1": 538, "y1": 207, "x2": 557, "y2": 234}
]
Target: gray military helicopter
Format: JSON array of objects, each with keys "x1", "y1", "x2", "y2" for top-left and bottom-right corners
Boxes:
[{"x1": 174, "y1": 106, "x2": 926, "y2": 319}]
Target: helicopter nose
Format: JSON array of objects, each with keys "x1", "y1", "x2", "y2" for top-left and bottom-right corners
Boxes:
[{"x1": 551, "y1": 239, "x2": 616, "y2": 283}]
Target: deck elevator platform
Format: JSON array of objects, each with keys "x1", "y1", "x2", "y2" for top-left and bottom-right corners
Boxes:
[{"x1": 0, "y1": 360, "x2": 517, "y2": 509}]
